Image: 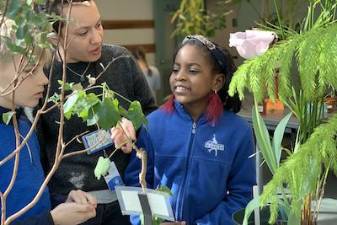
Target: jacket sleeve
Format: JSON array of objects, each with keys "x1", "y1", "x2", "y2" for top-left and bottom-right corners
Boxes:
[
  {"x1": 194, "y1": 127, "x2": 256, "y2": 225},
  {"x1": 124, "y1": 127, "x2": 155, "y2": 225},
  {"x1": 127, "y1": 55, "x2": 157, "y2": 115},
  {"x1": 12, "y1": 211, "x2": 54, "y2": 225}
]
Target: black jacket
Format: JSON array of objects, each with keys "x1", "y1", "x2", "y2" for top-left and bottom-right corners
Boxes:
[
  {"x1": 12, "y1": 212, "x2": 54, "y2": 225},
  {"x1": 37, "y1": 44, "x2": 156, "y2": 203}
]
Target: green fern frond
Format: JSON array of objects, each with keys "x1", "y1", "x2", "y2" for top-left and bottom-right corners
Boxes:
[
  {"x1": 229, "y1": 22, "x2": 337, "y2": 102},
  {"x1": 297, "y1": 34, "x2": 320, "y2": 100},
  {"x1": 228, "y1": 60, "x2": 252, "y2": 100},
  {"x1": 278, "y1": 37, "x2": 299, "y2": 100},
  {"x1": 318, "y1": 24, "x2": 337, "y2": 90},
  {"x1": 259, "y1": 113, "x2": 337, "y2": 219}
]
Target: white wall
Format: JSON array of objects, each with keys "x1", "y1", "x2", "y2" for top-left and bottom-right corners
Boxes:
[{"x1": 96, "y1": 0, "x2": 155, "y2": 64}]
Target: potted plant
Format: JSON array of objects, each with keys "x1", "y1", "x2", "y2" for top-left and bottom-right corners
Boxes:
[
  {"x1": 228, "y1": 0, "x2": 337, "y2": 224},
  {"x1": 170, "y1": 0, "x2": 231, "y2": 38}
]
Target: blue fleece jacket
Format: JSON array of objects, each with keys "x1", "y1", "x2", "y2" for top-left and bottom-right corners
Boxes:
[
  {"x1": 124, "y1": 101, "x2": 256, "y2": 225},
  {"x1": 0, "y1": 107, "x2": 51, "y2": 222}
]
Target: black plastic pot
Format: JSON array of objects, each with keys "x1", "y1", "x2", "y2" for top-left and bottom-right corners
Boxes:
[{"x1": 232, "y1": 207, "x2": 288, "y2": 225}]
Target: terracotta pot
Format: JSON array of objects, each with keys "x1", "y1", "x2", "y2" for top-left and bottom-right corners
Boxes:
[{"x1": 325, "y1": 96, "x2": 336, "y2": 113}]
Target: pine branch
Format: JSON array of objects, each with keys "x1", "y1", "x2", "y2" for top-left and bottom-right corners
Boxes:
[
  {"x1": 229, "y1": 22, "x2": 337, "y2": 102},
  {"x1": 259, "y1": 113, "x2": 337, "y2": 221}
]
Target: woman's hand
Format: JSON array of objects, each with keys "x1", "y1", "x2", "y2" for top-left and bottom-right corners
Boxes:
[
  {"x1": 66, "y1": 190, "x2": 97, "y2": 207},
  {"x1": 51, "y1": 202, "x2": 96, "y2": 225},
  {"x1": 110, "y1": 117, "x2": 136, "y2": 153}
]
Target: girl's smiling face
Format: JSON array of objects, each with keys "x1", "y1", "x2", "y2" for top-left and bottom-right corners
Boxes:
[{"x1": 169, "y1": 44, "x2": 223, "y2": 119}]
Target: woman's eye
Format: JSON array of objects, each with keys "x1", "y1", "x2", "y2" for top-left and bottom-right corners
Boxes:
[
  {"x1": 78, "y1": 31, "x2": 88, "y2": 36},
  {"x1": 96, "y1": 23, "x2": 102, "y2": 29}
]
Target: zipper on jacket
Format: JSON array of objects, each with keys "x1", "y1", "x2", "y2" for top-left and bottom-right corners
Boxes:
[
  {"x1": 192, "y1": 122, "x2": 196, "y2": 134},
  {"x1": 176, "y1": 121, "x2": 197, "y2": 220}
]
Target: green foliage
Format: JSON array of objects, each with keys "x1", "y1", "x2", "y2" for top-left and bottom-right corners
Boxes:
[
  {"x1": 171, "y1": 0, "x2": 229, "y2": 38},
  {"x1": 94, "y1": 156, "x2": 111, "y2": 180},
  {"x1": 1, "y1": 0, "x2": 53, "y2": 60},
  {"x1": 61, "y1": 82, "x2": 146, "y2": 131},
  {"x1": 260, "y1": 113, "x2": 337, "y2": 223},
  {"x1": 93, "y1": 98, "x2": 121, "y2": 130},
  {"x1": 252, "y1": 102, "x2": 292, "y2": 174},
  {"x1": 123, "y1": 101, "x2": 147, "y2": 130},
  {"x1": 229, "y1": 1, "x2": 337, "y2": 223},
  {"x1": 229, "y1": 23, "x2": 337, "y2": 103},
  {"x1": 1, "y1": 111, "x2": 15, "y2": 124}
]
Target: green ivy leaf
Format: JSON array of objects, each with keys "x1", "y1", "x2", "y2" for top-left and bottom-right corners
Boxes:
[
  {"x1": 6, "y1": 42, "x2": 26, "y2": 54},
  {"x1": 16, "y1": 24, "x2": 27, "y2": 40},
  {"x1": 24, "y1": 34, "x2": 33, "y2": 45},
  {"x1": 35, "y1": 0, "x2": 45, "y2": 4},
  {"x1": 93, "y1": 98, "x2": 120, "y2": 129},
  {"x1": 48, "y1": 93, "x2": 60, "y2": 103},
  {"x1": 156, "y1": 185, "x2": 173, "y2": 196},
  {"x1": 58, "y1": 80, "x2": 74, "y2": 91},
  {"x1": 7, "y1": 0, "x2": 21, "y2": 18},
  {"x1": 75, "y1": 93, "x2": 99, "y2": 120},
  {"x1": 94, "y1": 156, "x2": 110, "y2": 180},
  {"x1": 125, "y1": 101, "x2": 147, "y2": 130},
  {"x1": 63, "y1": 91, "x2": 81, "y2": 119},
  {"x1": 87, "y1": 109, "x2": 99, "y2": 126},
  {"x1": 2, "y1": 112, "x2": 15, "y2": 125}
]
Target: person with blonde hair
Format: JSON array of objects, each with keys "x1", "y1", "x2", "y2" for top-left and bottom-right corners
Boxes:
[{"x1": 0, "y1": 16, "x2": 96, "y2": 225}]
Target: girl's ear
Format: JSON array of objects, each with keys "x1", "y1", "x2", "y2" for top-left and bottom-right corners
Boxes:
[{"x1": 212, "y1": 73, "x2": 225, "y2": 92}]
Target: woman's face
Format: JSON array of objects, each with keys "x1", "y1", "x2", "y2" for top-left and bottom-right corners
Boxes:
[{"x1": 59, "y1": 1, "x2": 104, "y2": 63}]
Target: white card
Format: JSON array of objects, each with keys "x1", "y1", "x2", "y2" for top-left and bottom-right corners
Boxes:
[
  {"x1": 115, "y1": 186, "x2": 175, "y2": 221},
  {"x1": 104, "y1": 161, "x2": 124, "y2": 191}
]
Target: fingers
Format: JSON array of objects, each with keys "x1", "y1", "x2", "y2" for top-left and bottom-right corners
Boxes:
[
  {"x1": 51, "y1": 202, "x2": 96, "y2": 225},
  {"x1": 121, "y1": 118, "x2": 136, "y2": 140},
  {"x1": 66, "y1": 202, "x2": 95, "y2": 213},
  {"x1": 84, "y1": 192, "x2": 97, "y2": 206},
  {"x1": 67, "y1": 190, "x2": 97, "y2": 207},
  {"x1": 110, "y1": 118, "x2": 136, "y2": 153}
]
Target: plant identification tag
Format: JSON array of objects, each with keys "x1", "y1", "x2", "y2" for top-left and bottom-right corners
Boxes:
[
  {"x1": 82, "y1": 129, "x2": 113, "y2": 154},
  {"x1": 104, "y1": 161, "x2": 124, "y2": 191}
]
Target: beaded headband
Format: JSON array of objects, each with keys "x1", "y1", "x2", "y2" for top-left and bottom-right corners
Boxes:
[{"x1": 182, "y1": 35, "x2": 227, "y2": 73}]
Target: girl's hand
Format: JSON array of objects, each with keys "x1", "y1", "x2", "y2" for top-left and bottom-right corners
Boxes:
[
  {"x1": 51, "y1": 202, "x2": 96, "y2": 225},
  {"x1": 66, "y1": 190, "x2": 97, "y2": 207},
  {"x1": 160, "y1": 222, "x2": 186, "y2": 225},
  {"x1": 110, "y1": 117, "x2": 136, "y2": 153}
]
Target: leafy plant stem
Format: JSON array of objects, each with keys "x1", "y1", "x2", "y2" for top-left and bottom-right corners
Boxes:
[
  {"x1": 314, "y1": 160, "x2": 331, "y2": 221},
  {"x1": 272, "y1": 0, "x2": 285, "y2": 38}
]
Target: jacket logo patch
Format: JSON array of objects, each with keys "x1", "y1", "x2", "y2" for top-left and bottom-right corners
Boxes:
[{"x1": 204, "y1": 135, "x2": 224, "y2": 156}]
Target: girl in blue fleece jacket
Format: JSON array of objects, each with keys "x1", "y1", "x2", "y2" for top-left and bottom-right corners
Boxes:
[
  {"x1": 124, "y1": 35, "x2": 256, "y2": 225},
  {"x1": 0, "y1": 17, "x2": 96, "y2": 225}
]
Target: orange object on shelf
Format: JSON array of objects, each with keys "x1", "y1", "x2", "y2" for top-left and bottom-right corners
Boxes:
[
  {"x1": 263, "y1": 98, "x2": 284, "y2": 115},
  {"x1": 325, "y1": 96, "x2": 336, "y2": 113}
]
